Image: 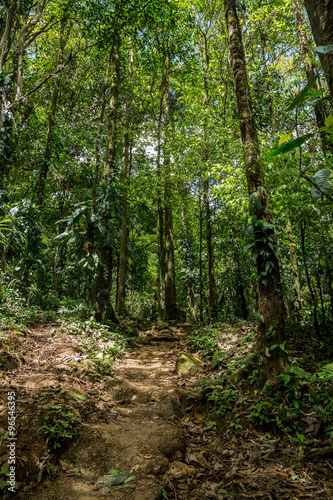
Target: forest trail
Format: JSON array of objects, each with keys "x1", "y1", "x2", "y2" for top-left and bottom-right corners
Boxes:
[
  {"x1": 18, "y1": 324, "x2": 212, "y2": 500},
  {"x1": 1, "y1": 322, "x2": 332, "y2": 499}
]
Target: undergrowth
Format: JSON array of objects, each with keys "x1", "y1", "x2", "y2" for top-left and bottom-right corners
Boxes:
[{"x1": 189, "y1": 322, "x2": 333, "y2": 443}]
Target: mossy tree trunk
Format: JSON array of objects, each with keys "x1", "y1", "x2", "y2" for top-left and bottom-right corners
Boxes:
[
  {"x1": 303, "y1": 0, "x2": 333, "y2": 97},
  {"x1": 291, "y1": 0, "x2": 332, "y2": 152},
  {"x1": 224, "y1": 0, "x2": 287, "y2": 383}
]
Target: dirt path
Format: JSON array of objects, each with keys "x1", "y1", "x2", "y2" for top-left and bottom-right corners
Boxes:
[
  {"x1": 1, "y1": 322, "x2": 333, "y2": 500},
  {"x1": 41, "y1": 326, "x2": 202, "y2": 500}
]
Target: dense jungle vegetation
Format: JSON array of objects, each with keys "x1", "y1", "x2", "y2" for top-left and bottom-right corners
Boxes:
[
  {"x1": 0, "y1": 0, "x2": 333, "y2": 498},
  {"x1": 1, "y1": 0, "x2": 333, "y2": 379}
]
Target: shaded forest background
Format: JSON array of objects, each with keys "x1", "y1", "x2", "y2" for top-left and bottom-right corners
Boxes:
[{"x1": 0, "y1": 0, "x2": 332, "y2": 363}]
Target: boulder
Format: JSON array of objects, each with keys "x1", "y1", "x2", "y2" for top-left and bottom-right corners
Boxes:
[{"x1": 175, "y1": 352, "x2": 203, "y2": 377}]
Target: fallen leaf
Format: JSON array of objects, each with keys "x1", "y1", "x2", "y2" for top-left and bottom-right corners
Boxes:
[{"x1": 194, "y1": 407, "x2": 204, "y2": 421}]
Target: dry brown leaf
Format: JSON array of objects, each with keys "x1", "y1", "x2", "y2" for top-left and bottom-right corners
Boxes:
[
  {"x1": 178, "y1": 483, "x2": 190, "y2": 490},
  {"x1": 249, "y1": 443, "x2": 261, "y2": 463},
  {"x1": 194, "y1": 407, "x2": 204, "y2": 421}
]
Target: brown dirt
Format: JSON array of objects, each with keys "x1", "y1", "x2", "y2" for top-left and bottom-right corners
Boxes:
[{"x1": 0, "y1": 322, "x2": 332, "y2": 499}]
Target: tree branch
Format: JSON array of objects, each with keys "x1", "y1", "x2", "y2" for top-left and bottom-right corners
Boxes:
[{"x1": 300, "y1": 172, "x2": 333, "y2": 203}]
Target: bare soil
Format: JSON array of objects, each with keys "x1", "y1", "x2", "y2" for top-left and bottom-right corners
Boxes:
[{"x1": 0, "y1": 322, "x2": 332, "y2": 499}]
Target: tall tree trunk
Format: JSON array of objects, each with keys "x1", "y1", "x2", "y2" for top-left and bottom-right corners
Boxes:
[
  {"x1": 203, "y1": 178, "x2": 218, "y2": 320},
  {"x1": 157, "y1": 85, "x2": 166, "y2": 321},
  {"x1": 260, "y1": 34, "x2": 276, "y2": 134},
  {"x1": 163, "y1": 70, "x2": 180, "y2": 321},
  {"x1": 316, "y1": 266, "x2": 326, "y2": 328},
  {"x1": 300, "y1": 221, "x2": 320, "y2": 336},
  {"x1": 286, "y1": 218, "x2": 302, "y2": 319},
  {"x1": 88, "y1": 57, "x2": 110, "y2": 309},
  {"x1": 224, "y1": 0, "x2": 287, "y2": 383},
  {"x1": 35, "y1": 19, "x2": 67, "y2": 215},
  {"x1": 233, "y1": 239, "x2": 248, "y2": 319},
  {"x1": 303, "y1": 0, "x2": 333, "y2": 97},
  {"x1": 199, "y1": 29, "x2": 218, "y2": 320},
  {"x1": 117, "y1": 43, "x2": 134, "y2": 315},
  {"x1": 291, "y1": 0, "x2": 332, "y2": 152},
  {"x1": 199, "y1": 181, "x2": 204, "y2": 323},
  {"x1": 0, "y1": 1, "x2": 43, "y2": 188},
  {"x1": 326, "y1": 254, "x2": 333, "y2": 321},
  {"x1": 91, "y1": 58, "x2": 110, "y2": 217},
  {"x1": 181, "y1": 203, "x2": 196, "y2": 323},
  {"x1": 94, "y1": 39, "x2": 120, "y2": 324}
]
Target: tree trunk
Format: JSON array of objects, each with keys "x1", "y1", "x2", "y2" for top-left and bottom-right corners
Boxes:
[
  {"x1": 224, "y1": 0, "x2": 287, "y2": 383},
  {"x1": 199, "y1": 29, "x2": 218, "y2": 320},
  {"x1": 94, "y1": 39, "x2": 120, "y2": 324},
  {"x1": 286, "y1": 218, "x2": 302, "y2": 319},
  {"x1": 35, "y1": 20, "x2": 67, "y2": 215},
  {"x1": 181, "y1": 204, "x2": 196, "y2": 323},
  {"x1": 303, "y1": 0, "x2": 333, "y2": 97},
  {"x1": 157, "y1": 87, "x2": 166, "y2": 322},
  {"x1": 199, "y1": 182, "x2": 204, "y2": 323},
  {"x1": 117, "y1": 43, "x2": 134, "y2": 315},
  {"x1": 92, "y1": 57, "x2": 110, "y2": 217},
  {"x1": 203, "y1": 178, "x2": 218, "y2": 320},
  {"x1": 300, "y1": 221, "x2": 320, "y2": 336},
  {"x1": 291, "y1": 0, "x2": 332, "y2": 152},
  {"x1": 163, "y1": 67, "x2": 180, "y2": 322},
  {"x1": 316, "y1": 267, "x2": 326, "y2": 328}
]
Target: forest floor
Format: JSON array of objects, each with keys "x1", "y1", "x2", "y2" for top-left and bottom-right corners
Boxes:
[{"x1": 0, "y1": 320, "x2": 333, "y2": 499}]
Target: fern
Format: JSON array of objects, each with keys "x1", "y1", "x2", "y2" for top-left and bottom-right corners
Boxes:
[{"x1": 316, "y1": 364, "x2": 333, "y2": 381}]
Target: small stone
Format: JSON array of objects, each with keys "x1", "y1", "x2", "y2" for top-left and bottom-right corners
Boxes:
[
  {"x1": 169, "y1": 460, "x2": 196, "y2": 478},
  {"x1": 176, "y1": 353, "x2": 203, "y2": 378}
]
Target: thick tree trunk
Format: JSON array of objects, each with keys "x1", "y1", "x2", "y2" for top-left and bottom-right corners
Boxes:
[
  {"x1": 117, "y1": 44, "x2": 134, "y2": 315},
  {"x1": 303, "y1": 0, "x2": 333, "y2": 97},
  {"x1": 35, "y1": 20, "x2": 67, "y2": 215},
  {"x1": 291, "y1": 0, "x2": 332, "y2": 152},
  {"x1": 225, "y1": 0, "x2": 287, "y2": 383},
  {"x1": 94, "y1": 40, "x2": 120, "y2": 324}
]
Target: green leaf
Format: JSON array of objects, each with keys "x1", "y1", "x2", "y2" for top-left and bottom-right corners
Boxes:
[
  {"x1": 278, "y1": 133, "x2": 292, "y2": 146},
  {"x1": 279, "y1": 341, "x2": 287, "y2": 352},
  {"x1": 107, "y1": 469, "x2": 119, "y2": 475},
  {"x1": 287, "y1": 76, "x2": 319, "y2": 111},
  {"x1": 159, "y1": 486, "x2": 169, "y2": 500},
  {"x1": 267, "y1": 133, "x2": 313, "y2": 157},
  {"x1": 315, "y1": 45, "x2": 333, "y2": 55},
  {"x1": 124, "y1": 475, "x2": 136, "y2": 483},
  {"x1": 325, "y1": 113, "x2": 333, "y2": 128},
  {"x1": 310, "y1": 168, "x2": 333, "y2": 201},
  {"x1": 70, "y1": 394, "x2": 88, "y2": 400}
]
